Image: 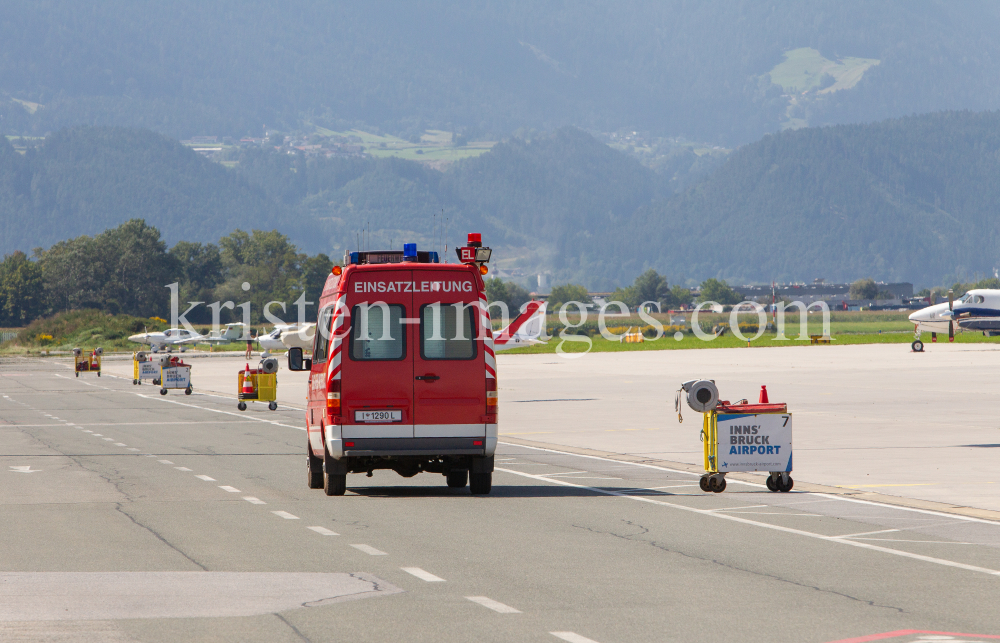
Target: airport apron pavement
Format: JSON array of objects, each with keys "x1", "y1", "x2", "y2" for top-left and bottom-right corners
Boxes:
[
  {"x1": 104, "y1": 343, "x2": 1000, "y2": 513},
  {"x1": 2, "y1": 357, "x2": 1000, "y2": 642}
]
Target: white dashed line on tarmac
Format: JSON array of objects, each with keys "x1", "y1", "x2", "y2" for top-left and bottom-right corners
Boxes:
[
  {"x1": 157, "y1": 460, "x2": 174, "y2": 464},
  {"x1": 272, "y1": 511, "x2": 299, "y2": 520},
  {"x1": 465, "y1": 596, "x2": 520, "y2": 613},
  {"x1": 175, "y1": 467, "x2": 193, "y2": 472},
  {"x1": 243, "y1": 497, "x2": 266, "y2": 505},
  {"x1": 350, "y1": 544, "x2": 387, "y2": 556},
  {"x1": 551, "y1": 632, "x2": 601, "y2": 643},
  {"x1": 307, "y1": 526, "x2": 338, "y2": 536},
  {"x1": 218, "y1": 486, "x2": 241, "y2": 493},
  {"x1": 113, "y1": 443, "x2": 127, "y2": 446},
  {"x1": 102, "y1": 438, "x2": 114, "y2": 441},
  {"x1": 401, "y1": 567, "x2": 445, "y2": 582},
  {"x1": 195, "y1": 475, "x2": 216, "y2": 482}
]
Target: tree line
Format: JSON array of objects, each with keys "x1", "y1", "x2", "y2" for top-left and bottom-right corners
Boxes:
[{"x1": 0, "y1": 219, "x2": 332, "y2": 327}]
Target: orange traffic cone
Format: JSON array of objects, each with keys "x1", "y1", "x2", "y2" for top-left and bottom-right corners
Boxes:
[
  {"x1": 759, "y1": 385, "x2": 769, "y2": 403},
  {"x1": 242, "y1": 366, "x2": 254, "y2": 396}
]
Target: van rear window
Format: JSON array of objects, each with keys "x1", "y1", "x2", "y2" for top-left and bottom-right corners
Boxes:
[
  {"x1": 350, "y1": 304, "x2": 405, "y2": 360},
  {"x1": 420, "y1": 304, "x2": 477, "y2": 360}
]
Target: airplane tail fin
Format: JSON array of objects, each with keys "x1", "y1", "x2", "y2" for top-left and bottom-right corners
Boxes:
[{"x1": 494, "y1": 300, "x2": 547, "y2": 347}]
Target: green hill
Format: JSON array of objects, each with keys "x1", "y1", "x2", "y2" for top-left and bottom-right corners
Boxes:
[
  {"x1": 6, "y1": 114, "x2": 1000, "y2": 290},
  {"x1": 0, "y1": 127, "x2": 305, "y2": 255},
  {"x1": 626, "y1": 110, "x2": 1000, "y2": 285},
  {"x1": 3, "y1": 2, "x2": 1000, "y2": 145}
]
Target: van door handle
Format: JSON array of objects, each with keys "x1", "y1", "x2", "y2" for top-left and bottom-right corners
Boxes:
[{"x1": 415, "y1": 375, "x2": 440, "y2": 381}]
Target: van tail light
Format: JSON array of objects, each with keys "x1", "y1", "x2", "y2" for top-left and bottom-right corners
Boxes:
[
  {"x1": 327, "y1": 380, "x2": 341, "y2": 421},
  {"x1": 486, "y1": 379, "x2": 497, "y2": 414}
]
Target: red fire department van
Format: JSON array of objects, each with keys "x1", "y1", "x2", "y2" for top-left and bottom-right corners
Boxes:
[{"x1": 287, "y1": 235, "x2": 498, "y2": 496}]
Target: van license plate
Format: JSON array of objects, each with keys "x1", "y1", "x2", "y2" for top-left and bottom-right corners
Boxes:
[{"x1": 355, "y1": 410, "x2": 402, "y2": 423}]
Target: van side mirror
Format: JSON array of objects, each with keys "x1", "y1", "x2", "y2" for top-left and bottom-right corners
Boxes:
[{"x1": 287, "y1": 347, "x2": 312, "y2": 371}]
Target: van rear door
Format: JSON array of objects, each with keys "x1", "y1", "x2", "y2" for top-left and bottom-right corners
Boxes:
[
  {"x1": 341, "y1": 270, "x2": 414, "y2": 439},
  {"x1": 412, "y1": 269, "x2": 486, "y2": 438}
]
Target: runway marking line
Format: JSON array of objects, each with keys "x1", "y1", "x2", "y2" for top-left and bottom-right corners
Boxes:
[
  {"x1": 500, "y1": 441, "x2": 1000, "y2": 527},
  {"x1": 835, "y1": 529, "x2": 900, "y2": 539},
  {"x1": 465, "y1": 596, "x2": 520, "y2": 613},
  {"x1": 272, "y1": 511, "x2": 299, "y2": 520},
  {"x1": 824, "y1": 629, "x2": 1000, "y2": 642},
  {"x1": 350, "y1": 544, "x2": 387, "y2": 556},
  {"x1": 551, "y1": 633, "x2": 602, "y2": 643},
  {"x1": 307, "y1": 526, "x2": 338, "y2": 536},
  {"x1": 401, "y1": 567, "x2": 445, "y2": 582},
  {"x1": 243, "y1": 497, "x2": 266, "y2": 505},
  {"x1": 175, "y1": 467, "x2": 193, "y2": 472},
  {"x1": 496, "y1": 467, "x2": 1000, "y2": 579},
  {"x1": 218, "y1": 486, "x2": 241, "y2": 493},
  {"x1": 157, "y1": 460, "x2": 174, "y2": 465},
  {"x1": 195, "y1": 475, "x2": 216, "y2": 482}
]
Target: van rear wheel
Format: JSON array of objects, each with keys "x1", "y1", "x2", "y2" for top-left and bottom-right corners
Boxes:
[
  {"x1": 323, "y1": 449, "x2": 347, "y2": 496},
  {"x1": 324, "y1": 471, "x2": 346, "y2": 496},
  {"x1": 469, "y1": 472, "x2": 492, "y2": 495},
  {"x1": 307, "y1": 443, "x2": 324, "y2": 490},
  {"x1": 446, "y1": 470, "x2": 468, "y2": 488}
]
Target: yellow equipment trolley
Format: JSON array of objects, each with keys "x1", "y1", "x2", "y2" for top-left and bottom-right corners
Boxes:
[
  {"x1": 73, "y1": 347, "x2": 102, "y2": 377},
  {"x1": 238, "y1": 357, "x2": 279, "y2": 411},
  {"x1": 677, "y1": 380, "x2": 793, "y2": 494}
]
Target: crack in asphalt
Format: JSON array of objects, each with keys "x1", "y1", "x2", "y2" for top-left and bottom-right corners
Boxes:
[
  {"x1": 114, "y1": 502, "x2": 209, "y2": 571},
  {"x1": 573, "y1": 519, "x2": 906, "y2": 614},
  {"x1": 274, "y1": 613, "x2": 313, "y2": 642}
]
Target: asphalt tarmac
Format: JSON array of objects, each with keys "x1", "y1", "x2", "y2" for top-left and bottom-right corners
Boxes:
[{"x1": 3, "y1": 357, "x2": 1000, "y2": 642}]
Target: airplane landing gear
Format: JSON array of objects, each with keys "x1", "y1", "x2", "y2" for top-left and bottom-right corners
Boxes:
[{"x1": 912, "y1": 339, "x2": 924, "y2": 352}]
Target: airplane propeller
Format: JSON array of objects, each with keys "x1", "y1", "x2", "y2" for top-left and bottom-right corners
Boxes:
[{"x1": 948, "y1": 289, "x2": 955, "y2": 342}]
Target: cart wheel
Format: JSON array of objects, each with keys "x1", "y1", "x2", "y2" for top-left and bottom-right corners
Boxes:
[
  {"x1": 699, "y1": 476, "x2": 712, "y2": 492},
  {"x1": 185, "y1": 387, "x2": 192, "y2": 395},
  {"x1": 711, "y1": 477, "x2": 727, "y2": 493},
  {"x1": 912, "y1": 339, "x2": 924, "y2": 352},
  {"x1": 97, "y1": 372, "x2": 100, "y2": 377},
  {"x1": 75, "y1": 372, "x2": 79, "y2": 378},
  {"x1": 238, "y1": 402, "x2": 247, "y2": 411},
  {"x1": 133, "y1": 379, "x2": 137, "y2": 385},
  {"x1": 159, "y1": 388, "x2": 167, "y2": 396},
  {"x1": 268, "y1": 401, "x2": 277, "y2": 411},
  {"x1": 153, "y1": 378, "x2": 160, "y2": 386},
  {"x1": 778, "y1": 476, "x2": 794, "y2": 493},
  {"x1": 766, "y1": 475, "x2": 777, "y2": 492}
]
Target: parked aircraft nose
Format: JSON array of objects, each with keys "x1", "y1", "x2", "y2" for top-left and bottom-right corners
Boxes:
[{"x1": 128, "y1": 333, "x2": 145, "y2": 343}]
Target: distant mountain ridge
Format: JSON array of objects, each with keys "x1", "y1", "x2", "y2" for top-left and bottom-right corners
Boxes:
[
  {"x1": 3, "y1": 2, "x2": 1000, "y2": 144},
  {"x1": 4, "y1": 113, "x2": 1000, "y2": 288}
]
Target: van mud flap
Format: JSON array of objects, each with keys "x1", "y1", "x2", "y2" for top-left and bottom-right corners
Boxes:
[{"x1": 471, "y1": 455, "x2": 494, "y2": 473}]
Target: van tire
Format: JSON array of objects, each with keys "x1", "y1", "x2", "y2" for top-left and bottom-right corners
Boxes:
[
  {"x1": 469, "y1": 472, "x2": 492, "y2": 495},
  {"x1": 324, "y1": 472, "x2": 346, "y2": 496},
  {"x1": 307, "y1": 442, "x2": 324, "y2": 489},
  {"x1": 324, "y1": 449, "x2": 347, "y2": 496},
  {"x1": 446, "y1": 470, "x2": 468, "y2": 488}
]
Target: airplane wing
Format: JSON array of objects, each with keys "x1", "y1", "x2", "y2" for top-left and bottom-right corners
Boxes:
[
  {"x1": 493, "y1": 301, "x2": 547, "y2": 351},
  {"x1": 280, "y1": 323, "x2": 316, "y2": 350}
]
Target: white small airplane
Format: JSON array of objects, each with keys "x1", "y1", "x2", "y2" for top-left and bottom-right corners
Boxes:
[
  {"x1": 128, "y1": 323, "x2": 246, "y2": 352},
  {"x1": 908, "y1": 289, "x2": 1000, "y2": 351},
  {"x1": 258, "y1": 323, "x2": 316, "y2": 354},
  {"x1": 492, "y1": 300, "x2": 547, "y2": 351}
]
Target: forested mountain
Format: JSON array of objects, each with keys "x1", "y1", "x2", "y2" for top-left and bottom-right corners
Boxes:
[
  {"x1": 625, "y1": 111, "x2": 1000, "y2": 285},
  {"x1": 2, "y1": 2, "x2": 1000, "y2": 145},
  {"x1": 5, "y1": 113, "x2": 1000, "y2": 289},
  {"x1": 0, "y1": 128, "x2": 305, "y2": 254}
]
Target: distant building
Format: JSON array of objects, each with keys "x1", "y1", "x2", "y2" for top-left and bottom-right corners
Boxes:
[{"x1": 732, "y1": 281, "x2": 916, "y2": 308}]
